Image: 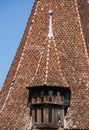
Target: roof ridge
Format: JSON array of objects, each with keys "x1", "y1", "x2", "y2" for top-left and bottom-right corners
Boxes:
[
  {"x1": 11, "y1": 0, "x2": 40, "y2": 85},
  {"x1": 75, "y1": 0, "x2": 89, "y2": 66},
  {"x1": 44, "y1": 38, "x2": 68, "y2": 86}
]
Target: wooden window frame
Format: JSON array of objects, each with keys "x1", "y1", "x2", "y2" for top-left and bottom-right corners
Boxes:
[{"x1": 27, "y1": 86, "x2": 71, "y2": 129}]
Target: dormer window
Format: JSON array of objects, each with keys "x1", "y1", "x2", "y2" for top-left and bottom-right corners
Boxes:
[{"x1": 27, "y1": 86, "x2": 71, "y2": 129}]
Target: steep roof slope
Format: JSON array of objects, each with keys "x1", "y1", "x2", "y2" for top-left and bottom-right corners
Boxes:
[
  {"x1": 0, "y1": 0, "x2": 89, "y2": 129},
  {"x1": 0, "y1": 0, "x2": 37, "y2": 110}
]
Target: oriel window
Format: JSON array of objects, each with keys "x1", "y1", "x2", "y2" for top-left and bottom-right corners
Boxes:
[{"x1": 27, "y1": 86, "x2": 71, "y2": 129}]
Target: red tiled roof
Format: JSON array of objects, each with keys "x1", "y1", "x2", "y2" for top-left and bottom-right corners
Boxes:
[{"x1": 0, "y1": 0, "x2": 89, "y2": 129}]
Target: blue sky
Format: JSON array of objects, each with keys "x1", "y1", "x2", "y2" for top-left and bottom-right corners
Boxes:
[{"x1": 0, "y1": 0, "x2": 34, "y2": 90}]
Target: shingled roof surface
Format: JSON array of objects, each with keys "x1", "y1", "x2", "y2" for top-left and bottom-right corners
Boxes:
[{"x1": 0, "y1": 0, "x2": 89, "y2": 129}]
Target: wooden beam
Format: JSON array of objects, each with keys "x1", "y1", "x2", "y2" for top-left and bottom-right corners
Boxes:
[
  {"x1": 58, "y1": 128, "x2": 64, "y2": 130},
  {"x1": 37, "y1": 108, "x2": 41, "y2": 124}
]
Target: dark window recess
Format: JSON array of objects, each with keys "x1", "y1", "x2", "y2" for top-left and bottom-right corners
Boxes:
[
  {"x1": 33, "y1": 92, "x2": 37, "y2": 103},
  {"x1": 48, "y1": 107, "x2": 52, "y2": 122},
  {"x1": 57, "y1": 91, "x2": 60, "y2": 102},
  {"x1": 41, "y1": 91, "x2": 44, "y2": 101},
  {"x1": 34, "y1": 109, "x2": 37, "y2": 122},
  {"x1": 64, "y1": 107, "x2": 68, "y2": 117},
  {"x1": 41, "y1": 108, "x2": 44, "y2": 122},
  {"x1": 27, "y1": 91, "x2": 32, "y2": 106},
  {"x1": 64, "y1": 90, "x2": 71, "y2": 107},
  {"x1": 57, "y1": 108, "x2": 60, "y2": 122},
  {"x1": 48, "y1": 90, "x2": 53, "y2": 101}
]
